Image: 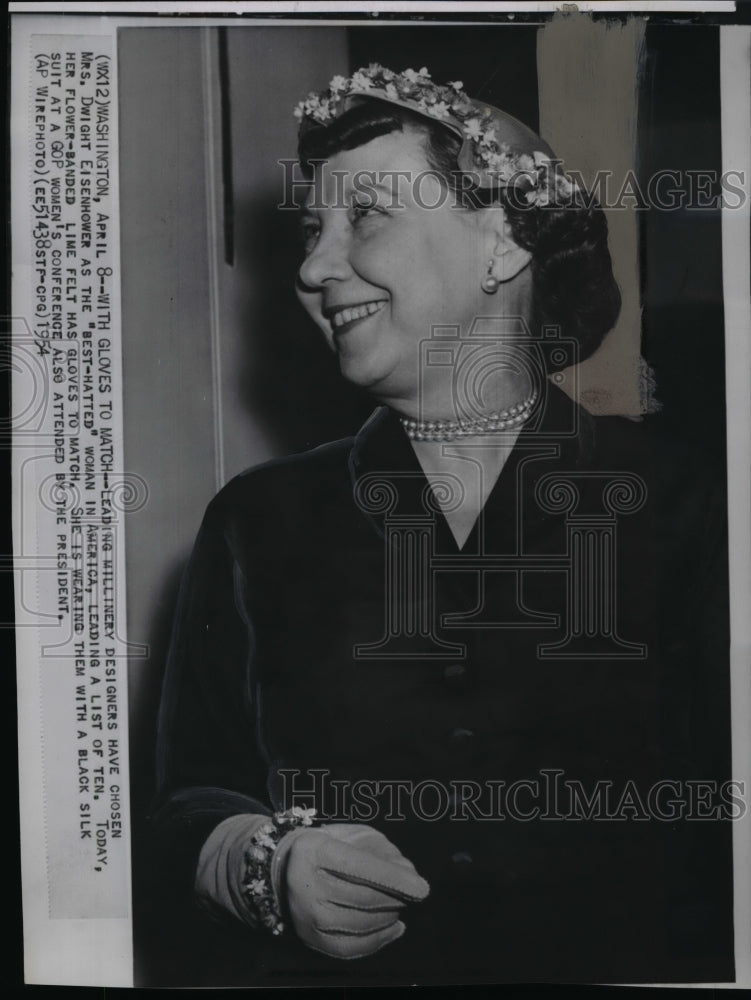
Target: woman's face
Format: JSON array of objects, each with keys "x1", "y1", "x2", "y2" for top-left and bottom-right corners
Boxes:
[{"x1": 296, "y1": 128, "x2": 527, "y2": 412}]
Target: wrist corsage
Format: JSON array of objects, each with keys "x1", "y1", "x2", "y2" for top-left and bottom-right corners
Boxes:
[{"x1": 241, "y1": 806, "x2": 318, "y2": 935}]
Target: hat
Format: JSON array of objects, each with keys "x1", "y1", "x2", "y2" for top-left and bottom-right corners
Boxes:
[{"x1": 294, "y1": 63, "x2": 568, "y2": 203}]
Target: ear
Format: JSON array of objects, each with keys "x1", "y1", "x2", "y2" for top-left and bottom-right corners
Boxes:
[{"x1": 480, "y1": 206, "x2": 532, "y2": 283}]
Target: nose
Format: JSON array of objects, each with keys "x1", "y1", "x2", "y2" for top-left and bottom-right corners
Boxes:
[{"x1": 298, "y1": 221, "x2": 353, "y2": 290}]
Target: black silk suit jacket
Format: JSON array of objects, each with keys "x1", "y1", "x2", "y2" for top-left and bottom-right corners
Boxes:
[{"x1": 150, "y1": 386, "x2": 734, "y2": 986}]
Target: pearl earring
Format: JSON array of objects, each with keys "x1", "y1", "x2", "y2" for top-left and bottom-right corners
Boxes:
[{"x1": 481, "y1": 258, "x2": 499, "y2": 294}]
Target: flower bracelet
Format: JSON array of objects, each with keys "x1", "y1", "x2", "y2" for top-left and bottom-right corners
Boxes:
[{"x1": 241, "y1": 806, "x2": 319, "y2": 935}]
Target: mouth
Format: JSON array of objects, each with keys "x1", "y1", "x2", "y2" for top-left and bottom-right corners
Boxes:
[{"x1": 324, "y1": 300, "x2": 387, "y2": 335}]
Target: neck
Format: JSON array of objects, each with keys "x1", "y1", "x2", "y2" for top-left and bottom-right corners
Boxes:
[{"x1": 376, "y1": 306, "x2": 536, "y2": 424}]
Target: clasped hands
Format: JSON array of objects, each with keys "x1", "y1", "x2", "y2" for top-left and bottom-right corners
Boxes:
[{"x1": 271, "y1": 823, "x2": 430, "y2": 959}]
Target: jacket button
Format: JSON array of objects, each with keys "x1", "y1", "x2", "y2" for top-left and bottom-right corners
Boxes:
[
  {"x1": 443, "y1": 663, "x2": 467, "y2": 687},
  {"x1": 448, "y1": 727, "x2": 474, "y2": 747},
  {"x1": 449, "y1": 850, "x2": 474, "y2": 886}
]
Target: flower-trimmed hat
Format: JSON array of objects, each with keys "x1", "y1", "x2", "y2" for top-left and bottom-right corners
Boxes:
[{"x1": 294, "y1": 64, "x2": 575, "y2": 206}]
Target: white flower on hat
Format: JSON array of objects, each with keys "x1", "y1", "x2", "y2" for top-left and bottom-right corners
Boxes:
[
  {"x1": 302, "y1": 93, "x2": 333, "y2": 124},
  {"x1": 449, "y1": 80, "x2": 464, "y2": 91},
  {"x1": 463, "y1": 118, "x2": 483, "y2": 141},
  {"x1": 351, "y1": 70, "x2": 374, "y2": 91},
  {"x1": 290, "y1": 806, "x2": 317, "y2": 826},
  {"x1": 329, "y1": 74, "x2": 348, "y2": 95},
  {"x1": 533, "y1": 150, "x2": 553, "y2": 167},
  {"x1": 428, "y1": 101, "x2": 451, "y2": 119},
  {"x1": 554, "y1": 173, "x2": 577, "y2": 201},
  {"x1": 486, "y1": 153, "x2": 518, "y2": 183}
]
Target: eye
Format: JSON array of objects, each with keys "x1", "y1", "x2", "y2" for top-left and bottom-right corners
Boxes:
[
  {"x1": 299, "y1": 218, "x2": 320, "y2": 255},
  {"x1": 351, "y1": 198, "x2": 386, "y2": 225}
]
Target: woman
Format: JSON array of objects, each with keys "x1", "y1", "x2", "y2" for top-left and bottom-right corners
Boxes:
[{"x1": 152, "y1": 65, "x2": 733, "y2": 984}]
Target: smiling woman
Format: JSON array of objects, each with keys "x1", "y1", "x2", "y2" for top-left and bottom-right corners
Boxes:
[
  {"x1": 150, "y1": 61, "x2": 734, "y2": 987},
  {"x1": 296, "y1": 128, "x2": 534, "y2": 409}
]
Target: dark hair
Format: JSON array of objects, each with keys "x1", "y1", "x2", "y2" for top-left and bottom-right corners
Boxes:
[{"x1": 299, "y1": 101, "x2": 621, "y2": 366}]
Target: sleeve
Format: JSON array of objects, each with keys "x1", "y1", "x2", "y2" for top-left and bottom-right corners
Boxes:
[
  {"x1": 150, "y1": 492, "x2": 273, "y2": 898},
  {"x1": 194, "y1": 813, "x2": 273, "y2": 927}
]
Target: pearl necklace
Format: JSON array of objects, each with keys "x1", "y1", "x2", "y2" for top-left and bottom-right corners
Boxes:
[{"x1": 399, "y1": 391, "x2": 538, "y2": 442}]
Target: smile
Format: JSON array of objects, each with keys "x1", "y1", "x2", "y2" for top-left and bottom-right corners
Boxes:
[{"x1": 329, "y1": 300, "x2": 387, "y2": 329}]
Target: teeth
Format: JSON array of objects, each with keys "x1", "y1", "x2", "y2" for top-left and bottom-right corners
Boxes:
[{"x1": 332, "y1": 300, "x2": 385, "y2": 328}]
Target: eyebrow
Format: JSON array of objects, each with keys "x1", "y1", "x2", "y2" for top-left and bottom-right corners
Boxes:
[
  {"x1": 355, "y1": 181, "x2": 401, "y2": 203},
  {"x1": 365, "y1": 180, "x2": 399, "y2": 195},
  {"x1": 300, "y1": 180, "x2": 402, "y2": 215}
]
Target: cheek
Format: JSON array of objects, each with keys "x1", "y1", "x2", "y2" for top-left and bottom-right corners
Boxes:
[
  {"x1": 297, "y1": 287, "x2": 322, "y2": 323},
  {"x1": 348, "y1": 238, "x2": 393, "y2": 287},
  {"x1": 296, "y1": 290, "x2": 333, "y2": 345}
]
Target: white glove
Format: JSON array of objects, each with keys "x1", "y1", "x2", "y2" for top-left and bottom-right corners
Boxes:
[{"x1": 271, "y1": 823, "x2": 430, "y2": 959}]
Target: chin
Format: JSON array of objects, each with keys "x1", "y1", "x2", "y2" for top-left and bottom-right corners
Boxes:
[
  {"x1": 338, "y1": 354, "x2": 407, "y2": 400},
  {"x1": 339, "y1": 359, "x2": 386, "y2": 392}
]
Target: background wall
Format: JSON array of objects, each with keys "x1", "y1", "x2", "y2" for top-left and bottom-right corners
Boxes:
[
  {"x1": 120, "y1": 27, "x2": 217, "y2": 819},
  {"x1": 539, "y1": 16, "x2": 646, "y2": 416}
]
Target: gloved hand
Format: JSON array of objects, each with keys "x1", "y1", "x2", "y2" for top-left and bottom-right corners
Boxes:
[{"x1": 271, "y1": 823, "x2": 430, "y2": 959}]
